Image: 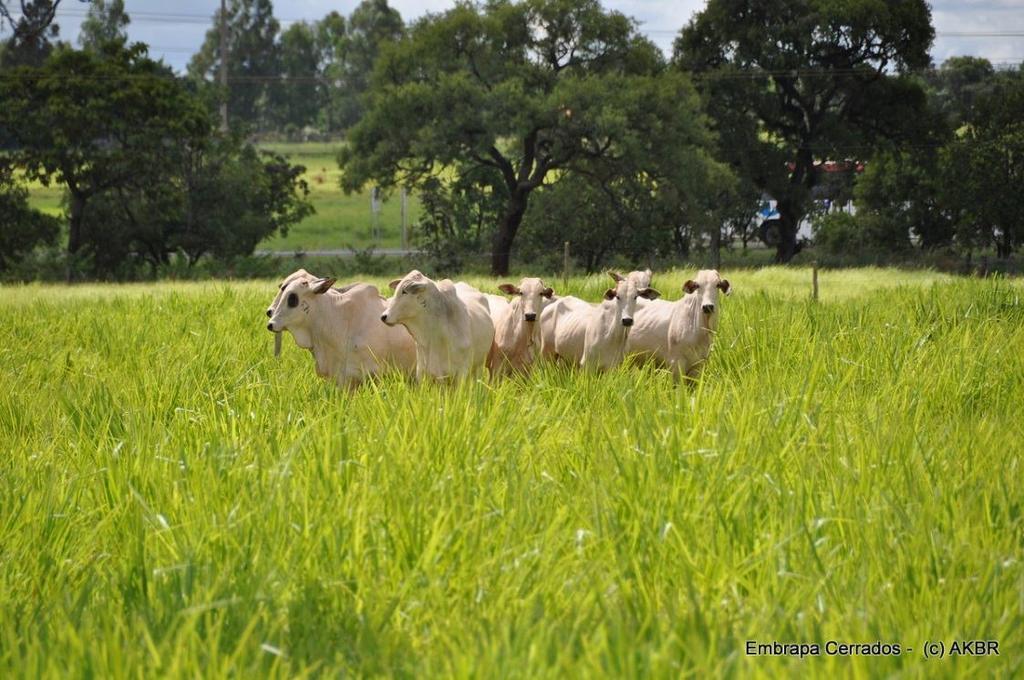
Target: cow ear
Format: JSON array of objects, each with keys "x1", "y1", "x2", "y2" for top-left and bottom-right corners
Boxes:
[
  {"x1": 311, "y1": 277, "x2": 336, "y2": 294},
  {"x1": 388, "y1": 278, "x2": 402, "y2": 290},
  {"x1": 608, "y1": 271, "x2": 624, "y2": 283},
  {"x1": 542, "y1": 287, "x2": 554, "y2": 298},
  {"x1": 683, "y1": 280, "x2": 699, "y2": 294},
  {"x1": 718, "y1": 279, "x2": 732, "y2": 295},
  {"x1": 603, "y1": 288, "x2": 617, "y2": 300},
  {"x1": 497, "y1": 283, "x2": 520, "y2": 295},
  {"x1": 639, "y1": 287, "x2": 660, "y2": 300}
]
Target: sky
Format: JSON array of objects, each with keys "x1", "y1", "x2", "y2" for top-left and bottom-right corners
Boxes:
[{"x1": 4, "y1": 0, "x2": 1023, "y2": 73}]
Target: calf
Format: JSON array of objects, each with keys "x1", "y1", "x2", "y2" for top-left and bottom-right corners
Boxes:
[
  {"x1": 626, "y1": 269, "x2": 731, "y2": 381},
  {"x1": 381, "y1": 270, "x2": 495, "y2": 381},
  {"x1": 265, "y1": 271, "x2": 417, "y2": 388},
  {"x1": 541, "y1": 272, "x2": 659, "y2": 370},
  {"x1": 487, "y1": 277, "x2": 555, "y2": 376}
]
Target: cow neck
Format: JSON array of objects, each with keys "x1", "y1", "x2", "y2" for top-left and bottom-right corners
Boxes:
[
  {"x1": 597, "y1": 298, "x2": 628, "y2": 344},
  {"x1": 677, "y1": 293, "x2": 718, "y2": 335},
  {"x1": 308, "y1": 292, "x2": 351, "y2": 356},
  {"x1": 499, "y1": 295, "x2": 532, "y2": 351},
  {"x1": 400, "y1": 290, "x2": 450, "y2": 347}
]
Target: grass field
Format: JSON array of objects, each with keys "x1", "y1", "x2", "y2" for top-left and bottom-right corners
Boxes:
[
  {"x1": 2, "y1": 267, "x2": 1022, "y2": 678},
  {"x1": 24, "y1": 142, "x2": 418, "y2": 253}
]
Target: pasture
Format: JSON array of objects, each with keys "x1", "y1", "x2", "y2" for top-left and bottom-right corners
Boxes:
[
  {"x1": 2, "y1": 267, "x2": 1021, "y2": 678},
  {"x1": 242, "y1": 142, "x2": 416, "y2": 253}
]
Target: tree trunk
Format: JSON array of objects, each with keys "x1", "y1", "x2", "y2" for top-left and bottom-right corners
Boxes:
[
  {"x1": 774, "y1": 202, "x2": 801, "y2": 264},
  {"x1": 491, "y1": 191, "x2": 528, "y2": 276},
  {"x1": 710, "y1": 221, "x2": 722, "y2": 270},
  {"x1": 775, "y1": 149, "x2": 813, "y2": 264},
  {"x1": 66, "y1": 190, "x2": 87, "y2": 282}
]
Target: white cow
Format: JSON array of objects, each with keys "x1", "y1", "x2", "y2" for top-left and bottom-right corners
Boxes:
[
  {"x1": 626, "y1": 269, "x2": 731, "y2": 381},
  {"x1": 487, "y1": 277, "x2": 555, "y2": 376},
  {"x1": 541, "y1": 272, "x2": 660, "y2": 370},
  {"x1": 265, "y1": 271, "x2": 417, "y2": 388},
  {"x1": 381, "y1": 270, "x2": 495, "y2": 381}
]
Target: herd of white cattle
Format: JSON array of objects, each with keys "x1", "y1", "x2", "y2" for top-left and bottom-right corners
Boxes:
[{"x1": 265, "y1": 267, "x2": 731, "y2": 387}]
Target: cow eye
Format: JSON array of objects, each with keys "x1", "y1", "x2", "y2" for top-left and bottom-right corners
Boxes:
[{"x1": 287, "y1": 292, "x2": 299, "y2": 308}]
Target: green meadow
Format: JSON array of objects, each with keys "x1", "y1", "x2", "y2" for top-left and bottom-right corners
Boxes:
[{"x1": 2, "y1": 267, "x2": 1021, "y2": 678}]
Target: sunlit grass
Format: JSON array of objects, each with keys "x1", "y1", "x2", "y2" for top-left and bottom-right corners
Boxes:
[{"x1": 1, "y1": 269, "x2": 1021, "y2": 677}]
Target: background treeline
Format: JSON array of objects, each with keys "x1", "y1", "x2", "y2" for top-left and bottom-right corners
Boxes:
[{"x1": 0, "y1": 0, "x2": 1022, "y2": 280}]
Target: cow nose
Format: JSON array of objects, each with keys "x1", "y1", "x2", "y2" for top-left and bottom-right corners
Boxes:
[
  {"x1": 266, "y1": 321, "x2": 275, "y2": 331},
  {"x1": 266, "y1": 308, "x2": 272, "y2": 318},
  {"x1": 524, "y1": 313, "x2": 537, "y2": 322},
  {"x1": 622, "y1": 318, "x2": 634, "y2": 327},
  {"x1": 702, "y1": 304, "x2": 715, "y2": 314},
  {"x1": 380, "y1": 313, "x2": 388, "y2": 323}
]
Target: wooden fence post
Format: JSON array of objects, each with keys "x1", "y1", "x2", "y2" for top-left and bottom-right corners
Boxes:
[
  {"x1": 812, "y1": 261, "x2": 819, "y2": 301},
  {"x1": 563, "y1": 241, "x2": 571, "y2": 291}
]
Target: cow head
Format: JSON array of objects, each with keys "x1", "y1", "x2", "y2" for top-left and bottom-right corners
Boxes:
[
  {"x1": 381, "y1": 270, "x2": 434, "y2": 326},
  {"x1": 498, "y1": 277, "x2": 554, "y2": 323},
  {"x1": 266, "y1": 271, "x2": 336, "y2": 347},
  {"x1": 604, "y1": 271, "x2": 660, "y2": 327},
  {"x1": 682, "y1": 269, "x2": 731, "y2": 316}
]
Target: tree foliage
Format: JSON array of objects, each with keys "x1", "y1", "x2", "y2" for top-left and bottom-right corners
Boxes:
[
  {"x1": 276, "y1": 21, "x2": 320, "y2": 130},
  {"x1": 674, "y1": 0, "x2": 935, "y2": 262},
  {"x1": 0, "y1": 43, "x2": 209, "y2": 272},
  {"x1": 342, "y1": 0, "x2": 719, "y2": 275},
  {"x1": 0, "y1": 41, "x2": 312, "y2": 278},
  {"x1": 0, "y1": 0, "x2": 70, "y2": 67},
  {"x1": 0, "y1": 164, "x2": 59, "y2": 269},
  {"x1": 79, "y1": 139, "x2": 312, "y2": 275},
  {"x1": 852, "y1": 61, "x2": 1024, "y2": 258},
  {"x1": 78, "y1": 0, "x2": 129, "y2": 51},
  {"x1": 188, "y1": 0, "x2": 281, "y2": 130}
]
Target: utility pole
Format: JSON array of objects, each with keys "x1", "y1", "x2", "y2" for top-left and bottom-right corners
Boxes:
[
  {"x1": 219, "y1": 0, "x2": 229, "y2": 132},
  {"x1": 400, "y1": 187, "x2": 408, "y2": 250}
]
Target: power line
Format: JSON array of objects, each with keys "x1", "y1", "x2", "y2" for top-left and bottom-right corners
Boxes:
[
  {"x1": 7, "y1": 7, "x2": 1024, "y2": 38},
  {"x1": 4, "y1": 62, "x2": 1021, "y2": 84}
]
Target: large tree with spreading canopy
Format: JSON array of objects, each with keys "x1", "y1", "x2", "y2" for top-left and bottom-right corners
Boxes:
[
  {"x1": 340, "y1": 0, "x2": 718, "y2": 275},
  {"x1": 674, "y1": 0, "x2": 935, "y2": 262}
]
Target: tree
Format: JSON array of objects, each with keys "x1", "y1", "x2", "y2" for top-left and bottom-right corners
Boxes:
[
  {"x1": 0, "y1": 0, "x2": 70, "y2": 67},
  {"x1": 276, "y1": 21, "x2": 320, "y2": 130},
  {"x1": 313, "y1": 1, "x2": 404, "y2": 132},
  {"x1": 0, "y1": 43, "x2": 210, "y2": 276},
  {"x1": 0, "y1": 164, "x2": 60, "y2": 270},
  {"x1": 520, "y1": 70, "x2": 730, "y2": 271},
  {"x1": 850, "y1": 64, "x2": 1024, "y2": 259},
  {"x1": 927, "y1": 56, "x2": 996, "y2": 128},
  {"x1": 852, "y1": 149, "x2": 954, "y2": 250},
  {"x1": 313, "y1": 10, "x2": 346, "y2": 131},
  {"x1": 188, "y1": 0, "x2": 280, "y2": 130},
  {"x1": 78, "y1": 138, "x2": 312, "y2": 274},
  {"x1": 341, "y1": 0, "x2": 716, "y2": 275},
  {"x1": 943, "y1": 69, "x2": 1024, "y2": 258},
  {"x1": 674, "y1": 0, "x2": 935, "y2": 262},
  {"x1": 336, "y1": 0, "x2": 403, "y2": 128},
  {"x1": 78, "y1": 0, "x2": 129, "y2": 51}
]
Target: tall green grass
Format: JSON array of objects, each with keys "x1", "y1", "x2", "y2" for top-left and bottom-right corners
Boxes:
[{"x1": 1, "y1": 268, "x2": 1021, "y2": 678}]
